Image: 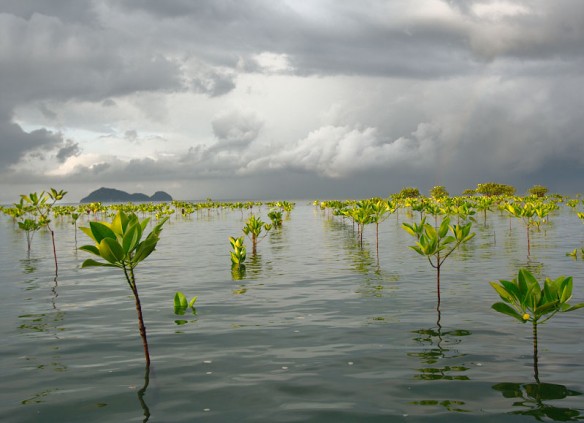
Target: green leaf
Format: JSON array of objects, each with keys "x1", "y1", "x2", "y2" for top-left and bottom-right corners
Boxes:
[
  {"x1": 79, "y1": 245, "x2": 101, "y2": 256},
  {"x1": 174, "y1": 291, "x2": 188, "y2": 308},
  {"x1": 88, "y1": 221, "x2": 116, "y2": 244},
  {"x1": 490, "y1": 281, "x2": 516, "y2": 304},
  {"x1": 79, "y1": 226, "x2": 97, "y2": 243},
  {"x1": 110, "y1": 211, "x2": 126, "y2": 236},
  {"x1": 441, "y1": 236, "x2": 456, "y2": 245},
  {"x1": 98, "y1": 238, "x2": 125, "y2": 264},
  {"x1": 81, "y1": 258, "x2": 118, "y2": 268},
  {"x1": 133, "y1": 237, "x2": 158, "y2": 264},
  {"x1": 188, "y1": 296, "x2": 198, "y2": 308},
  {"x1": 409, "y1": 245, "x2": 424, "y2": 256},
  {"x1": 492, "y1": 302, "x2": 526, "y2": 322},
  {"x1": 534, "y1": 301, "x2": 560, "y2": 317},
  {"x1": 438, "y1": 217, "x2": 450, "y2": 238},
  {"x1": 122, "y1": 222, "x2": 142, "y2": 255},
  {"x1": 500, "y1": 280, "x2": 521, "y2": 304},
  {"x1": 564, "y1": 303, "x2": 584, "y2": 312},
  {"x1": 140, "y1": 217, "x2": 151, "y2": 233},
  {"x1": 402, "y1": 223, "x2": 417, "y2": 237},
  {"x1": 559, "y1": 276, "x2": 573, "y2": 304}
]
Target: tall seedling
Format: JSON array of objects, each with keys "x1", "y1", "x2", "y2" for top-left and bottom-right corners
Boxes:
[
  {"x1": 402, "y1": 216, "x2": 475, "y2": 309},
  {"x1": 490, "y1": 269, "x2": 584, "y2": 381},
  {"x1": 80, "y1": 210, "x2": 168, "y2": 367},
  {"x1": 242, "y1": 215, "x2": 272, "y2": 255},
  {"x1": 21, "y1": 189, "x2": 67, "y2": 274}
]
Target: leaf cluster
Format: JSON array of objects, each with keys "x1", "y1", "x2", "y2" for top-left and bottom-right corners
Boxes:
[
  {"x1": 402, "y1": 217, "x2": 475, "y2": 268},
  {"x1": 79, "y1": 210, "x2": 168, "y2": 270},
  {"x1": 242, "y1": 215, "x2": 272, "y2": 240},
  {"x1": 174, "y1": 291, "x2": 197, "y2": 315},
  {"x1": 490, "y1": 269, "x2": 584, "y2": 324},
  {"x1": 229, "y1": 236, "x2": 247, "y2": 268}
]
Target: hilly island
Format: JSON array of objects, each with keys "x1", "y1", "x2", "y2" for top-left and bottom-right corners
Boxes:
[{"x1": 80, "y1": 187, "x2": 173, "y2": 203}]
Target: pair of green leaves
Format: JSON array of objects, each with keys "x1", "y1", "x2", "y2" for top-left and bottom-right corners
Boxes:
[
  {"x1": 490, "y1": 268, "x2": 584, "y2": 324},
  {"x1": 174, "y1": 291, "x2": 197, "y2": 315},
  {"x1": 80, "y1": 211, "x2": 168, "y2": 270}
]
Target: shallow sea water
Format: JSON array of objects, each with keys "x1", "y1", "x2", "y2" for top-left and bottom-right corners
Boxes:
[{"x1": 1, "y1": 203, "x2": 583, "y2": 422}]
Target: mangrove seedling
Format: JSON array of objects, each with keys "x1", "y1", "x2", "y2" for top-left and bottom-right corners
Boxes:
[
  {"x1": 21, "y1": 188, "x2": 67, "y2": 274},
  {"x1": 402, "y1": 216, "x2": 475, "y2": 308},
  {"x1": 79, "y1": 210, "x2": 169, "y2": 367},
  {"x1": 242, "y1": 215, "x2": 272, "y2": 255},
  {"x1": 490, "y1": 268, "x2": 584, "y2": 381},
  {"x1": 18, "y1": 218, "x2": 42, "y2": 253},
  {"x1": 174, "y1": 291, "x2": 198, "y2": 315},
  {"x1": 229, "y1": 236, "x2": 247, "y2": 270},
  {"x1": 267, "y1": 209, "x2": 283, "y2": 228}
]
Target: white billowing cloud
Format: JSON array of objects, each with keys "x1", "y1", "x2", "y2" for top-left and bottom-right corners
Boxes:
[
  {"x1": 264, "y1": 124, "x2": 438, "y2": 178},
  {"x1": 252, "y1": 52, "x2": 293, "y2": 73}
]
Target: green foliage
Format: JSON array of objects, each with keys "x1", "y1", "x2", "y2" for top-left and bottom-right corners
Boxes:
[
  {"x1": 229, "y1": 236, "x2": 247, "y2": 269},
  {"x1": 566, "y1": 248, "x2": 584, "y2": 259},
  {"x1": 174, "y1": 291, "x2": 197, "y2": 315},
  {"x1": 267, "y1": 209, "x2": 283, "y2": 228},
  {"x1": 79, "y1": 210, "x2": 168, "y2": 367},
  {"x1": 242, "y1": 215, "x2": 272, "y2": 254},
  {"x1": 19, "y1": 188, "x2": 67, "y2": 272},
  {"x1": 476, "y1": 182, "x2": 516, "y2": 197},
  {"x1": 402, "y1": 216, "x2": 475, "y2": 269},
  {"x1": 527, "y1": 185, "x2": 549, "y2": 198},
  {"x1": 397, "y1": 186, "x2": 421, "y2": 199},
  {"x1": 80, "y1": 211, "x2": 168, "y2": 271},
  {"x1": 430, "y1": 185, "x2": 449, "y2": 199},
  {"x1": 402, "y1": 216, "x2": 475, "y2": 305},
  {"x1": 490, "y1": 269, "x2": 584, "y2": 324}
]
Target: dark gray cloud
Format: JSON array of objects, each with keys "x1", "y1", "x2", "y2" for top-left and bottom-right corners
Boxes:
[
  {"x1": 56, "y1": 140, "x2": 81, "y2": 163},
  {"x1": 0, "y1": 111, "x2": 64, "y2": 168}
]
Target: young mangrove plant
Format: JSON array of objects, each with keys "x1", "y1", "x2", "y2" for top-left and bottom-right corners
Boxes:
[
  {"x1": 174, "y1": 291, "x2": 198, "y2": 315},
  {"x1": 368, "y1": 199, "x2": 395, "y2": 263},
  {"x1": 490, "y1": 268, "x2": 584, "y2": 381},
  {"x1": 402, "y1": 216, "x2": 475, "y2": 308},
  {"x1": 229, "y1": 236, "x2": 247, "y2": 269},
  {"x1": 18, "y1": 217, "x2": 42, "y2": 254},
  {"x1": 242, "y1": 215, "x2": 272, "y2": 255},
  {"x1": 79, "y1": 210, "x2": 169, "y2": 367},
  {"x1": 21, "y1": 188, "x2": 67, "y2": 274},
  {"x1": 230, "y1": 235, "x2": 247, "y2": 280},
  {"x1": 267, "y1": 209, "x2": 283, "y2": 228}
]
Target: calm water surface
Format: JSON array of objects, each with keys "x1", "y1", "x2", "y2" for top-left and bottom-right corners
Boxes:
[{"x1": 1, "y1": 203, "x2": 583, "y2": 422}]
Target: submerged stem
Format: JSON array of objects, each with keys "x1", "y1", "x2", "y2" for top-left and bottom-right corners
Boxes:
[{"x1": 138, "y1": 365, "x2": 151, "y2": 422}]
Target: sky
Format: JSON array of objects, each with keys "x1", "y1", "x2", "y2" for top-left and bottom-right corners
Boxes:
[{"x1": 1, "y1": 0, "x2": 583, "y2": 203}]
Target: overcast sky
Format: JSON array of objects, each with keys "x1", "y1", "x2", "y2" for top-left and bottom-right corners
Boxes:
[{"x1": 1, "y1": 0, "x2": 583, "y2": 202}]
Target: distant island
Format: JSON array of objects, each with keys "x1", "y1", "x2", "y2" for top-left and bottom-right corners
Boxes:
[{"x1": 80, "y1": 187, "x2": 173, "y2": 203}]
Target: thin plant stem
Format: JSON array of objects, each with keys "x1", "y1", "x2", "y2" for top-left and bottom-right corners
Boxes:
[
  {"x1": 124, "y1": 264, "x2": 151, "y2": 367},
  {"x1": 49, "y1": 227, "x2": 58, "y2": 275},
  {"x1": 533, "y1": 320, "x2": 540, "y2": 384}
]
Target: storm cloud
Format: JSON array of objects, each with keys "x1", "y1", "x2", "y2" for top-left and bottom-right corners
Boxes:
[{"x1": 1, "y1": 0, "x2": 583, "y2": 202}]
